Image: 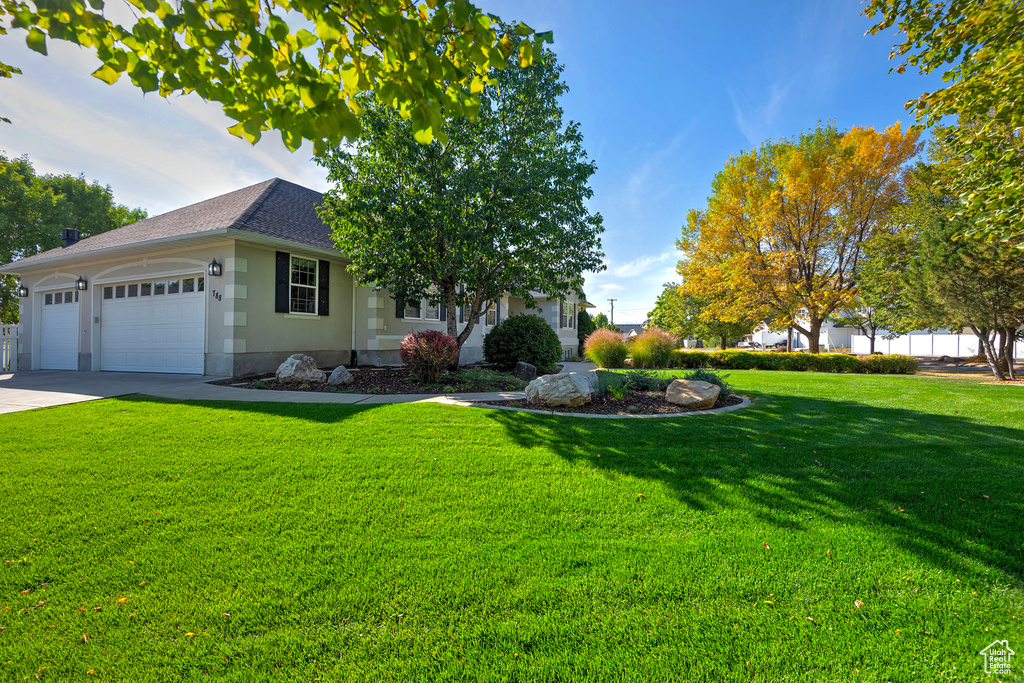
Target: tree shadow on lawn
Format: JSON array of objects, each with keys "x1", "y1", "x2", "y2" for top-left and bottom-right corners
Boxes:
[{"x1": 482, "y1": 391, "x2": 1024, "y2": 584}]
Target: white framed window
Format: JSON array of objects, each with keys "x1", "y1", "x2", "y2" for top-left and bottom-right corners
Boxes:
[
  {"x1": 424, "y1": 300, "x2": 441, "y2": 321},
  {"x1": 290, "y1": 256, "x2": 318, "y2": 314},
  {"x1": 485, "y1": 300, "x2": 498, "y2": 326},
  {"x1": 403, "y1": 300, "x2": 422, "y2": 319},
  {"x1": 561, "y1": 301, "x2": 576, "y2": 329}
]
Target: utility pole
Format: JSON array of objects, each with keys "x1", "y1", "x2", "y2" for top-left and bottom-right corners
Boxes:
[{"x1": 608, "y1": 299, "x2": 617, "y2": 325}]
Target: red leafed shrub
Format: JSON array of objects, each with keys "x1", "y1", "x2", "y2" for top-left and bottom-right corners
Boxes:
[{"x1": 400, "y1": 330, "x2": 459, "y2": 383}]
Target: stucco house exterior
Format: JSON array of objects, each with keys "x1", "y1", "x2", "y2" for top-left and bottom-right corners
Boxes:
[{"x1": 0, "y1": 179, "x2": 586, "y2": 375}]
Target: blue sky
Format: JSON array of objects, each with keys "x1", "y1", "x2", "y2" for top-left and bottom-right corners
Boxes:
[{"x1": 0, "y1": 0, "x2": 940, "y2": 323}]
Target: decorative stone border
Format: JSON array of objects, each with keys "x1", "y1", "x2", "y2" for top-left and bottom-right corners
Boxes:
[{"x1": 451, "y1": 395, "x2": 752, "y2": 419}]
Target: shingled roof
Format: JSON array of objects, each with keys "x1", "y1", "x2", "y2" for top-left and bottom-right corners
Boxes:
[{"x1": 1, "y1": 178, "x2": 337, "y2": 271}]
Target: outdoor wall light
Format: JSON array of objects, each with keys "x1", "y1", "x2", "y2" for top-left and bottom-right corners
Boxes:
[
  {"x1": 17, "y1": 284, "x2": 28, "y2": 298},
  {"x1": 208, "y1": 258, "x2": 222, "y2": 277},
  {"x1": 76, "y1": 276, "x2": 88, "y2": 291}
]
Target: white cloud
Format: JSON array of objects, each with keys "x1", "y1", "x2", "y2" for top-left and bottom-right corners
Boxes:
[
  {"x1": 608, "y1": 250, "x2": 678, "y2": 278},
  {"x1": 731, "y1": 81, "x2": 790, "y2": 148}
]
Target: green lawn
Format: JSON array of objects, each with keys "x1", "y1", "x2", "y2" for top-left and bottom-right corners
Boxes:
[{"x1": 1, "y1": 372, "x2": 1022, "y2": 681}]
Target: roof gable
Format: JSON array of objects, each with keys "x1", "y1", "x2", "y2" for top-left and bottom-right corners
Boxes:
[{"x1": 2, "y1": 178, "x2": 336, "y2": 270}]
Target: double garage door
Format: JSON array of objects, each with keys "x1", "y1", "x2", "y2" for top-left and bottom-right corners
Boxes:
[
  {"x1": 98, "y1": 275, "x2": 206, "y2": 374},
  {"x1": 39, "y1": 274, "x2": 206, "y2": 374}
]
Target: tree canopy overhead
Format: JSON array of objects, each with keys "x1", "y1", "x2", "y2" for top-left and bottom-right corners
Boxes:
[
  {"x1": 316, "y1": 42, "x2": 604, "y2": 360},
  {"x1": 0, "y1": 154, "x2": 147, "y2": 322},
  {"x1": 864, "y1": 1, "x2": 1024, "y2": 246},
  {"x1": 678, "y1": 121, "x2": 921, "y2": 353},
  {"x1": 0, "y1": 0, "x2": 551, "y2": 150}
]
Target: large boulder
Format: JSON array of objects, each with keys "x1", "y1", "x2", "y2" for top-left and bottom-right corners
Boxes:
[
  {"x1": 512, "y1": 361, "x2": 537, "y2": 381},
  {"x1": 275, "y1": 354, "x2": 325, "y2": 383},
  {"x1": 525, "y1": 373, "x2": 591, "y2": 407},
  {"x1": 327, "y1": 366, "x2": 353, "y2": 385},
  {"x1": 665, "y1": 379, "x2": 720, "y2": 410}
]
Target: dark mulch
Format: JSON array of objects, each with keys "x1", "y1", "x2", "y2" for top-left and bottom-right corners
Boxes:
[
  {"x1": 211, "y1": 366, "x2": 531, "y2": 395},
  {"x1": 479, "y1": 392, "x2": 745, "y2": 415}
]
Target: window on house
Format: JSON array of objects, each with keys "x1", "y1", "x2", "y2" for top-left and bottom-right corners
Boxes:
[
  {"x1": 154, "y1": 281, "x2": 165, "y2": 295},
  {"x1": 127, "y1": 284, "x2": 138, "y2": 297},
  {"x1": 424, "y1": 299, "x2": 440, "y2": 321},
  {"x1": 168, "y1": 279, "x2": 180, "y2": 294},
  {"x1": 115, "y1": 285, "x2": 126, "y2": 299},
  {"x1": 45, "y1": 293, "x2": 53, "y2": 305},
  {"x1": 486, "y1": 300, "x2": 498, "y2": 326},
  {"x1": 141, "y1": 283, "x2": 152, "y2": 296},
  {"x1": 182, "y1": 278, "x2": 195, "y2": 293},
  {"x1": 561, "y1": 301, "x2": 576, "y2": 328},
  {"x1": 290, "y1": 256, "x2": 318, "y2": 314},
  {"x1": 403, "y1": 300, "x2": 422, "y2": 319}
]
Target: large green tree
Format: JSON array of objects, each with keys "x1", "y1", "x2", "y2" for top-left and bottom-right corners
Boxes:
[
  {"x1": 905, "y1": 163, "x2": 1024, "y2": 380},
  {"x1": 590, "y1": 312, "x2": 618, "y2": 333},
  {"x1": 1, "y1": 0, "x2": 549, "y2": 149},
  {"x1": 316, "y1": 45, "x2": 604, "y2": 361},
  {"x1": 648, "y1": 282, "x2": 751, "y2": 350},
  {"x1": 0, "y1": 155, "x2": 147, "y2": 322},
  {"x1": 864, "y1": 1, "x2": 1024, "y2": 246}
]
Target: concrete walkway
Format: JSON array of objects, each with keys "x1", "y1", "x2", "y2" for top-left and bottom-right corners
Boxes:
[
  {"x1": 0, "y1": 363, "x2": 603, "y2": 412},
  {"x1": 0, "y1": 371, "x2": 221, "y2": 414}
]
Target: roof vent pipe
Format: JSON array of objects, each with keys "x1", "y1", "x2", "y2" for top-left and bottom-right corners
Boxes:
[{"x1": 61, "y1": 228, "x2": 80, "y2": 248}]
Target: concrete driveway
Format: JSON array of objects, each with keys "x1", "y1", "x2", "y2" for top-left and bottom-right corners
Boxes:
[{"x1": 0, "y1": 371, "x2": 221, "y2": 414}]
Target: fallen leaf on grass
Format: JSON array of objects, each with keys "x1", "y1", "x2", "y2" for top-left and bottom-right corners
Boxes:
[
  {"x1": 116, "y1": 598, "x2": 127, "y2": 604},
  {"x1": 763, "y1": 542, "x2": 771, "y2": 550},
  {"x1": 184, "y1": 632, "x2": 195, "y2": 637},
  {"x1": 854, "y1": 600, "x2": 863, "y2": 609},
  {"x1": 81, "y1": 634, "x2": 89, "y2": 642},
  {"x1": 20, "y1": 590, "x2": 29, "y2": 595}
]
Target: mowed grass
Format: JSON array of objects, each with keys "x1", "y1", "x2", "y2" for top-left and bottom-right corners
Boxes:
[{"x1": 1, "y1": 372, "x2": 1022, "y2": 681}]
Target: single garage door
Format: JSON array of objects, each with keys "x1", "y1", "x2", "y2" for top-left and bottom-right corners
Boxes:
[
  {"x1": 100, "y1": 275, "x2": 206, "y2": 374},
  {"x1": 40, "y1": 289, "x2": 80, "y2": 370}
]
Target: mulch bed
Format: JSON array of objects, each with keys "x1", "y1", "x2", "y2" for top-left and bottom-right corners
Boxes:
[
  {"x1": 479, "y1": 392, "x2": 744, "y2": 415},
  {"x1": 210, "y1": 366, "x2": 529, "y2": 395}
]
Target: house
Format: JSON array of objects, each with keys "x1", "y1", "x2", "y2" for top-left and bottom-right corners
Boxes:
[
  {"x1": 0, "y1": 179, "x2": 586, "y2": 375},
  {"x1": 618, "y1": 323, "x2": 646, "y2": 340}
]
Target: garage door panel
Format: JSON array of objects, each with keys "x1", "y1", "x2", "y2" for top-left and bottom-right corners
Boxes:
[
  {"x1": 40, "y1": 290, "x2": 80, "y2": 370},
  {"x1": 101, "y1": 275, "x2": 205, "y2": 374}
]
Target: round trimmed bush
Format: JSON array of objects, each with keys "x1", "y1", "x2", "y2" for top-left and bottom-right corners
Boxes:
[
  {"x1": 483, "y1": 314, "x2": 562, "y2": 372},
  {"x1": 584, "y1": 328, "x2": 628, "y2": 368}
]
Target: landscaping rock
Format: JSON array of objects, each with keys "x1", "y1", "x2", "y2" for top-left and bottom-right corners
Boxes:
[
  {"x1": 623, "y1": 358, "x2": 634, "y2": 368},
  {"x1": 327, "y1": 366, "x2": 353, "y2": 385},
  {"x1": 275, "y1": 354, "x2": 325, "y2": 383},
  {"x1": 512, "y1": 361, "x2": 537, "y2": 380},
  {"x1": 665, "y1": 379, "x2": 720, "y2": 410},
  {"x1": 525, "y1": 372, "x2": 591, "y2": 407}
]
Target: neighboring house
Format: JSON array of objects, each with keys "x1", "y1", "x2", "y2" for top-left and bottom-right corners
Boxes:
[
  {"x1": 618, "y1": 323, "x2": 646, "y2": 341},
  {"x1": 0, "y1": 179, "x2": 587, "y2": 375},
  {"x1": 752, "y1": 319, "x2": 855, "y2": 351}
]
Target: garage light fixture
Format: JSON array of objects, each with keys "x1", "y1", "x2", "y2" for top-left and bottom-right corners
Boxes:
[
  {"x1": 17, "y1": 284, "x2": 28, "y2": 298},
  {"x1": 208, "y1": 258, "x2": 222, "y2": 277},
  {"x1": 76, "y1": 276, "x2": 88, "y2": 291}
]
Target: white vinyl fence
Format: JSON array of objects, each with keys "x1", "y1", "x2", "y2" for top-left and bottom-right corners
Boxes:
[
  {"x1": 1, "y1": 324, "x2": 18, "y2": 372},
  {"x1": 852, "y1": 332, "x2": 1024, "y2": 358}
]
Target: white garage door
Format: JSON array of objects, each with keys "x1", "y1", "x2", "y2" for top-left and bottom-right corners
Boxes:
[
  {"x1": 100, "y1": 275, "x2": 206, "y2": 374},
  {"x1": 40, "y1": 289, "x2": 80, "y2": 370}
]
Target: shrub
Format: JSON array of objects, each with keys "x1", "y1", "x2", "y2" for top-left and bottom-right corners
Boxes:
[
  {"x1": 629, "y1": 327, "x2": 677, "y2": 368},
  {"x1": 483, "y1": 314, "x2": 562, "y2": 372},
  {"x1": 400, "y1": 330, "x2": 459, "y2": 383},
  {"x1": 584, "y1": 328, "x2": 628, "y2": 368},
  {"x1": 621, "y1": 368, "x2": 666, "y2": 391},
  {"x1": 682, "y1": 366, "x2": 734, "y2": 398},
  {"x1": 669, "y1": 350, "x2": 917, "y2": 374},
  {"x1": 858, "y1": 354, "x2": 919, "y2": 374}
]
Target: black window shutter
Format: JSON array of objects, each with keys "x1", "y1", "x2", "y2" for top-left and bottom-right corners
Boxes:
[
  {"x1": 275, "y1": 251, "x2": 290, "y2": 313},
  {"x1": 495, "y1": 297, "x2": 501, "y2": 325},
  {"x1": 317, "y1": 260, "x2": 330, "y2": 316},
  {"x1": 559, "y1": 300, "x2": 564, "y2": 328},
  {"x1": 440, "y1": 301, "x2": 446, "y2": 321},
  {"x1": 459, "y1": 304, "x2": 464, "y2": 323},
  {"x1": 395, "y1": 297, "x2": 404, "y2": 318}
]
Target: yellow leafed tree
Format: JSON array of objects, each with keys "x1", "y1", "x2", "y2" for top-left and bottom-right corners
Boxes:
[{"x1": 678, "y1": 122, "x2": 921, "y2": 353}]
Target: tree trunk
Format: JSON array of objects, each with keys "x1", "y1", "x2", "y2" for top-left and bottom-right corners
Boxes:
[
  {"x1": 791, "y1": 319, "x2": 823, "y2": 354},
  {"x1": 720, "y1": 334, "x2": 727, "y2": 351},
  {"x1": 445, "y1": 285, "x2": 460, "y2": 371},
  {"x1": 1001, "y1": 327, "x2": 1016, "y2": 381},
  {"x1": 974, "y1": 326, "x2": 1007, "y2": 381},
  {"x1": 868, "y1": 325, "x2": 877, "y2": 355}
]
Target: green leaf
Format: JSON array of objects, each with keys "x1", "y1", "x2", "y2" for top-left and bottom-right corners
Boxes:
[
  {"x1": 26, "y1": 28, "x2": 47, "y2": 56},
  {"x1": 91, "y1": 63, "x2": 122, "y2": 85}
]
